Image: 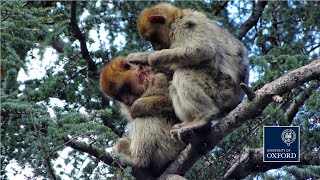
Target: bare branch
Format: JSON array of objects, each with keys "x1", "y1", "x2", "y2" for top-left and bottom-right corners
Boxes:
[
  {"x1": 285, "y1": 81, "x2": 319, "y2": 124},
  {"x1": 159, "y1": 60, "x2": 320, "y2": 179},
  {"x1": 64, "y1": 137, "x2": 121, "y2": 168},
  {"x1": 235, "y1": 1, "x2": 268, "y2": 39},
  {"x1": 70, "y1": 1, "x2": 97, "y2": 72},
  {"x1": 47, "y1": 132, "x2": 93, "y2": 159},
  {"x1": 212, "y1": 1, "x2": 229, "y2": 16}
]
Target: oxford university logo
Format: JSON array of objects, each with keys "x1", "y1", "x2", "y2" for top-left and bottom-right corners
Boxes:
[
  {"x1": 281, "y1": 129, "x2": 296, "y2": 146},
  {"x1": 263, "y1": 126, "x2": 300, "y2": 162}
]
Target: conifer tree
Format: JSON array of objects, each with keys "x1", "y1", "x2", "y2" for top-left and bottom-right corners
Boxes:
[{"x1": 1, "y1": 1, "x2": 319, "y2": 179}]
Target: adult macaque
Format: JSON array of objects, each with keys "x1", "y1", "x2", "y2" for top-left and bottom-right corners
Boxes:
[
  {"x1": 99, "y1": 56, "x2": 185, "y2": 177},
  {"x1": 128, "y1": 3, "x2": 249, "y2": 143}
]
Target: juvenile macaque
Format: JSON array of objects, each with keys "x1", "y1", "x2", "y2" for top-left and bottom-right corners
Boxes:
[
  {"x1": 99, "y1": 56, "x2": 185, "y2": 177},
  {"x1": 128, "y1": 3, "x2": 250, "y2": 142}
]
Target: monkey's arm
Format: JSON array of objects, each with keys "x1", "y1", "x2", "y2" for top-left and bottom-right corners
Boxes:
[
  {"x1": 130, "y1": 95, "x2": 173, "y2": 119},
  {"x1": 149, "y1": 46, "x2": 214, "y2": 71},
  {"x1": 127, "y1": 52, "x2": 151, "y2": 64}
]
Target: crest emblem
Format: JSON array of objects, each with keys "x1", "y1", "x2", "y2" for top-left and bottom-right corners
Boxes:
[{"x1": 281, "y1": 129, "x2": 296, "y2": 146}]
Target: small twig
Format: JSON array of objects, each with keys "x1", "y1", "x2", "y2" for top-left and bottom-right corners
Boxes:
[
  {"x1": 212, "y1": 1, "x2": 229, "y2": 16},
  {"x1": 110, "y1": 152, "x2": 130, "y2": 172},
  {"x1": 285, "y1": 81, "x2": 319, "y2": 123},
  {"x1": 47, "y1": 131, "x2": 94, "y2": 159},
  {"x1": 29, "y1": 108, "x2": 57, "y2": 180},
  {"x1": 240, "y1": 83, "x2": 255, "y2": 100},
  {"x1": 235, "y1": 1, "x2": 268, "y2": 39}
]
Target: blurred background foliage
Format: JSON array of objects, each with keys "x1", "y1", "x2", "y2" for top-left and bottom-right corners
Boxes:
[{"x1": 1, "y1": 1, "x2": 319, "y2": 179}]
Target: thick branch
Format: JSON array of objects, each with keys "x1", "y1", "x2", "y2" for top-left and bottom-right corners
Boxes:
[
  {"x1": 212, "y1": 1, "x2": 229, "y2": 16},
  {"x1": 207, "y1": 60, "x2": 320, "y2": 147},
  {"x1": 159, "y1": 60, "x2": 320, "y2": 179},
  {"x1": 225, "y1": 148, "x2": 320, "y2": 179},
  {"x1": 235, "y1": 1, "x2": 268, "y2": 39},
  {"x1": 285, "y1": 81, "x2": 319, "y2": 124},
  {"x1": 70, "y1": 1, "x2": 97, "y2": 72},
  {"x1": 64, "y1": 137, "x2": 120, "y2": 168}
]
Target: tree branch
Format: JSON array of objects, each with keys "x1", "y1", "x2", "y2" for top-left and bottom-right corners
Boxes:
[
  {"x1": 223, "y1": 147, "x2": 251, "y2": 179},
  {"x1": 64, "y1": 137, "x2": 150, "y2": 179},
  {"x1": 285, "y1": 81, "x2": 319, "y2": 124},
  {"x1": 225, "y1": 148, "x2": 320, "y2": 179},
  {"x1": 64, "y1": 137, "x2": 121, "y2": 168},
  {"x1": 158, "y1": 60, "x2": 320, "y2": 179},
  {"x1": 70, "y1": 1, "x2": 97, "y2": 72},
  {"x1": 235, "y1": 1, "x2": 268, "y2": 39},
  {"x1": 212, "y1": 1, "x2": 229, "y2": 16}
]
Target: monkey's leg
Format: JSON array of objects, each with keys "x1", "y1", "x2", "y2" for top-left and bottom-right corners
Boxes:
[
  {"x1": 169, "y1": 69, "x2": 220, "y2": 144},
  {"x1": 170, "y1": 117, "x2": 212, "y2": 145},
  {"x1": 121, "y1": 120, "x2": 158, "y2": 168}
]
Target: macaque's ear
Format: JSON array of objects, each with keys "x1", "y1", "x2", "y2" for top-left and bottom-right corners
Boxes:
[{"x1": 148, "y1": 15, "x2": 165, "y2": 24}]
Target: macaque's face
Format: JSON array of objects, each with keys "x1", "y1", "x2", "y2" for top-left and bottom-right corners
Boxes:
[
  {"x1": 100, "y1": 56, "x2": 151, "y2": 106},
  {"x1": 141, "y1": 26, "x2": 171, "y2": 50},
  {"x1": 138, "y1": 12, "x2": 171, "y2": 50}
]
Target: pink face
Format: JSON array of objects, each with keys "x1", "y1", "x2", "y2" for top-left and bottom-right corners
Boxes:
[{"x1": 100, "y1": 57, "x2": 152, "y2": 106}]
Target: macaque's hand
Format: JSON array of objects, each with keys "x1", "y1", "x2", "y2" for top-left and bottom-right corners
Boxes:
[
  {"x1": 148, "y1": 51, "x2": 161, "y2": 69},
  {"x1": 130, "y1": 98, "x2": 147, "y2": 119},
  {"x1": 127, "y1": 52, "x2": 150, "y2": 64},
  {"x1": 113, "y1": 137, "x2": 131, "y2": 155}
]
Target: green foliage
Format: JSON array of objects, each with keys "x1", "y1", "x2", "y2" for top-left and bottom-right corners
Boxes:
[
  {"x1": 284, "y1": 166, "x2": 320, "y2": 179},
  {"x1": 250, "y1": 55, "x2": 308, "y2": 89},
  {"x1": 1, "y1": 1, "x2": 319, "y2": 179}
]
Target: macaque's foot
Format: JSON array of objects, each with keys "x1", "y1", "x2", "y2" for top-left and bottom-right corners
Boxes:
[
  {"x1": 172, "y1": 122, "x2": 187, "y2": 129},
  {"x1": 170, "y1": 122, "x2": 186, "y2": 139},
  {"x1": 170, "y1": 122, "x2": 197, "y2": 144}
]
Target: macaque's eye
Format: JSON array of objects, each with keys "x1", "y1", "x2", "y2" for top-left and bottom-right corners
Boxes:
[{"x1": 123, "y1": 63, "x2": 131, "y2": 71}]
